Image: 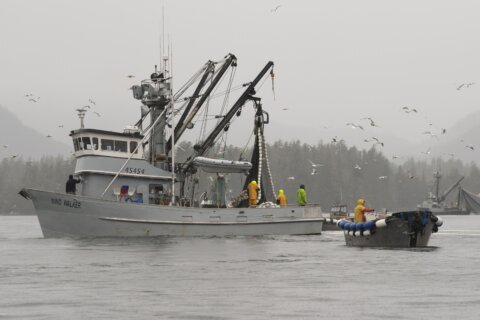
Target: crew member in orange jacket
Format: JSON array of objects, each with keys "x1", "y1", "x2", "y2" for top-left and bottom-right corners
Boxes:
[
  {"x1": 276, "y1": 189, "x2": 287, "y2": 207},
  {"x1": 354, "y1": 199, "x2": 375, "y2": 222},
  {"x1": 247, "y1": 180, "x2": 259, "y2": 207}
]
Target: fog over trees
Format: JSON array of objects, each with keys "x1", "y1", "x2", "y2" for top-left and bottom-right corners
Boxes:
[{"x1": 4, "y1": 141, "x2": 479, "y2": 214}]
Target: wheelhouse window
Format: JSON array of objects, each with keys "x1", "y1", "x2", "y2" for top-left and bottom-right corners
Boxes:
[
  {"x1": 130, "y1": 141, "x2": 138, "y2": 154},
  {"x1": 77, "y1": 137, "x2": 83, "y2": 150},
  {"x1": 101, "y1": 139, "x2": 114, "y2": 151},
  {"x1": 101, "y1": 139, "x2": 128, "y2": 152},
  {"x1": 73, "y1": 138, "x2": 79, "y2": 151},
  {"x1": 115, "y1": 140, "x2": 128, "y2": 152},
  {"x1": 92, "y1": 137, "x2": 99, "y2": 150},
  {"x1": 82, "y1": 137, "x2": 92, "y2": 150}
]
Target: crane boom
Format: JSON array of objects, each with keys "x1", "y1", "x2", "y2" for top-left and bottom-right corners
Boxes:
[{"x1": 165, "y1": 53, "x2": 237, "y2": 154}]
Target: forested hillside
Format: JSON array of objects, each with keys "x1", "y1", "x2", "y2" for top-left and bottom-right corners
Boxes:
[{"x1": 2, "y1": 140, "x2": 480, "y2": 214}]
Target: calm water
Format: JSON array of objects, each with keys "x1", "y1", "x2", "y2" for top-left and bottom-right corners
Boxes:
[{"x1": 1, "y1": 215, "x2": 479, "y2": 319}]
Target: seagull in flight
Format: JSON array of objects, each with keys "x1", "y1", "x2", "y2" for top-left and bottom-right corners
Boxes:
[
  {"x1": 346, "y1": 122, "x2": 364, "y2": 130},
  {"x1": 271, "y1": 5, "x2": 281, "y2": 12},
  {"x1": 465, "y1": 144, "x2": 475, "y2": 151},
  {"x1": 402, "y1": 107, "x2": 418, "y2": 113},
  {"x1": 331, "y1": 136, "x2": 343, "y2": 144},
  {"x1": 354, "y1": 164, "x2": 362, "y2": 170},
  {"x1": 311, "y1": 168, "x2": 318, "y2": 175},
  {"x1": 127, "y1": 75, "x2": 135, "y2": 78},
  {"x1": 28, "y1": 98, "x2": 37, "y2": 103},
  {"x1": 361, "y1": 117, "x2": 380, "y2": 127},
  {"x1": 308, "y1": 160, "x2": 324, "y2": 168},
  {"x1": 457, "y1": 82, "x2": 475, "y2": 90},
  {"x1": 24, "y1": 93, "x2": 33, "y2": 97},
  {"x1": 281, "y1": 107, "x2": 288, "y2": 111},
  {"x1": 287, "y1": 176, "x2": 295, "y2": 181},
  {"x1": 46, "y1": 134, "x2": 52, "y2": 138},
  {"x1": 378, "y1": 176, "x2": 388, "y2": 180},
  {"x1": 408, "y1": 171, "x2": 415, "y2": 179},
  {"x1": 93, "y1": 111, "x2": 101, "y2": 117},
  {"x1": 58, "y1": 124, "x2": 64, "y2": 128},
  {"x1": 88, "y1": 99, "x2": 96, "y2": 105},
  {"x1": 421, "y1": 148, "x2": 431, "y2": 155}
]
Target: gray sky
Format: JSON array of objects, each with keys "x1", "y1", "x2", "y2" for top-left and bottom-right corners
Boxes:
[{"x1": 1, "y1": 0, "x2": 479, "y2": 151}]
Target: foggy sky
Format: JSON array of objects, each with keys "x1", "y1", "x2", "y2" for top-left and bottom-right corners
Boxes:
[{"x1": 1, "y1": 0, "x2": 479, "y2": 153}]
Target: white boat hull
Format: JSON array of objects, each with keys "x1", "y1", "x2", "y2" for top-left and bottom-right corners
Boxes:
[{"x1": 22, "y1": 189, "x2": 323, "y2": 238}]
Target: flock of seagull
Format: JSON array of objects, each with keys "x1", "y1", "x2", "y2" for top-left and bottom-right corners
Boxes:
[{"x1": 284, "y1": 82, "x2": 477, "y2": 182}]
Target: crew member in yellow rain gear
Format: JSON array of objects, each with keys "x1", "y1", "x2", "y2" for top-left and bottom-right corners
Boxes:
[
  {"x1": 276, "y1": 189, "x2": 287, "y2": 207},
  {"x1": 354, "y1": 199, "x2": 375, "y2": 223},
  {"x1": 247, "y1": 180, "x2": 259, "y2": 207}
]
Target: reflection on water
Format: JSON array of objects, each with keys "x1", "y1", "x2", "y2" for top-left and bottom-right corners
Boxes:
[{"x1": 1, "y1": 215, "x2": 480, "y2": 319}]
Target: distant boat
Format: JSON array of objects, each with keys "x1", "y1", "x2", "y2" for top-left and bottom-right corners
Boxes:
[
  {"x1": 322, "y1": 204, "x2": 349, "y2": 231},
  {"x1": 417, "y1": 172, "x2": 469, "y2": 215}
]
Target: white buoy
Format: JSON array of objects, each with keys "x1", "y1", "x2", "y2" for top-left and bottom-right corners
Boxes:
[
  {"x1": 363, "y1": 230, "x2": 371, "y2": 236},
  {"x1": 375, "y1": 219, "x2": 388, "y2": 228},
  {"x1": 435, "y1": 216, "x2": 443, "y2": 227}
]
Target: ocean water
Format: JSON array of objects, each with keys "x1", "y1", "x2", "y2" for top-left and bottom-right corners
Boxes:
[{"x1": 0, "y1": 215, "x2": 479, "y2": 320}]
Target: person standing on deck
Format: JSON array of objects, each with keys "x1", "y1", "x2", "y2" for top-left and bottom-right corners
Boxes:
[
  {"x1": 354, "y1": 199, "x2": 375, "y2": 223},
  {"x1": 247, "y1": 180, "x2": 259, "y2": 207},
  {"x1": 296, "y1": 184, "x2": 307, "y2": 206},
  {"x1": 65, "y1": 175, "x2": 81, "y2": 195},
  {"x1": 276, "y1": 189, "x2": 287, "y2": 207}
]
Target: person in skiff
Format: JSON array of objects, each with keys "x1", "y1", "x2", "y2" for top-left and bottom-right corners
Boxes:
[
  {"x1": 296, "y1": 184, "x2": 307, "y2": 206},
  {"x1": 276, "y1": 189, "x2": 287, "y2": 207},
  {"x1": 247, "y1": 180, "x2": 259, "y2": 207},
  {"x1": 65, "y1": 175, "x2": 81, "y2": 195},
  {"x1": 354, "y1": 198, "x2": 375, "y2": 223}
]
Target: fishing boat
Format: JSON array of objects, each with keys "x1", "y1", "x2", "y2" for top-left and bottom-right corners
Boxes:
[
  {"x1": 322, "y1": 204, "x2": 349, "y2": 231},
  {"x1": 417, "y1": 172, "x2": 468, "y2": 215},
  {"x1": 19, "y1": 53, "x2": 323, "y2": 238},
  {"x1": 337, "y1": 210, "x2": 443, "y2": 248}
]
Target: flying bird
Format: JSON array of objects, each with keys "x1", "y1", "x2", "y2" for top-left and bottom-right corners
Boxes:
[
  {"x1": 456, "y1": 83, "x2": 465, "y2": 90},
  {"x1": 46, "y1": 134, "x2": 52, "y2": 138},
  {"x1": 311, "y1": 168, "x2": 318, "y2": 175},
  {"x1": 308, "y1": 160, "x2": 324, "y2": 168},
  {"x1": 28, "y1": 98, "x2": 37, "y2": 103},
  {"x1": 24, "y1": 93, "x2": 33, "y2": 97},
  {"x1": 421, "y1": 148, "x2": 431, "y2": 155},
  {"x1": 281, "y1": 107, "x2": 288, "y2": 111},
  {"x1": 127, "y1": 75, "x2": 135, "y2": 78},
  {"x1": 58, "y1": 124, "x2": 64, "y2": 128},
  {"x1": 93, "y1": 111, "x2": 101, "y2": 117},
  {"x1": 354, "y1": 164, "x2": 362, "y2": 170},
  {"x1": 346, "y1": 122, "x2": 364, "y2": 130},
  {"x1": 287, "y1": 176, "x2": 295, "y2": 181},
  {"x1": 378, "y1": 176, "x2": 388, "y2": 180},
  {"x1": 88, "y1": 99, "x2": 96, "y2": 105},
  {"x1": 271, "y1": 5, "x2": 281, "y2": 12},
  {"x1": 392, "y1": 155, "x2": 400, "y2": 159},
  {"x1": 465, "y1": 145, "x2": 475, "y2": 151},
  {"x1": 441, "y1": 128, "x2": 447, "y2": 134},
  {"x1": 361, "y1": 117, "x2": 380, "y2": 127},
  {"x1": 408, "y1": 171, "x2": 415, "y2": 179}
]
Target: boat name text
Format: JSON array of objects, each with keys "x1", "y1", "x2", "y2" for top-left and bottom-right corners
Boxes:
[{"x1": 51, "y1": 198, "x2": 81, "y2": 209}]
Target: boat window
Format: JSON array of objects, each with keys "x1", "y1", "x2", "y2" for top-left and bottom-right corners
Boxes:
[
  {"x1": 115, "y1": 140, "x2": 128, "y2": 152},
  {"x1": 77, "y1": 137, "x2": 84, "y2": 150},
  {"x1": 130, "y1": 141, "x2": 138, "y2": 154},
  {"x1": 82, "y1": 137, "x2": 92, "y2": 150},
  {"x1": 92, "y1": 137, "x2": 99, "y2": 150},
  {"x1": 101, "y1": 139, "x2": 114, "y2": 151},
  {"x1": 73, "y1": 138, "x2": 79, "y2": 151}
]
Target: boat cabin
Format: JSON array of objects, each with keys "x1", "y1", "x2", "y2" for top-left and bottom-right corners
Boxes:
[{"x1": 70, "y1": 127, "x2": 144, "y2": 159}]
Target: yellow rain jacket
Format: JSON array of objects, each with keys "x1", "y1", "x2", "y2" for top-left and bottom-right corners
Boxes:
[
  {"x1": 277, "y1": 189, "x2": 287, "y2": 207},
  {"x1": 354, "y1": 199, "x2": 374, "y2": 223},
  {"x1": 247, "y1": 181, "x2": 259, "y2": 206}
]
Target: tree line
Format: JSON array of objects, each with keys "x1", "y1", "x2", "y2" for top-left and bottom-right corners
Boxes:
[{"x1": 2, "y1": 140, "x2": 480, "y2": 214}]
